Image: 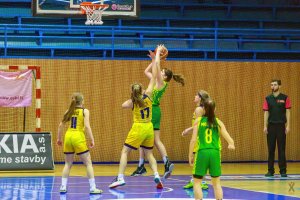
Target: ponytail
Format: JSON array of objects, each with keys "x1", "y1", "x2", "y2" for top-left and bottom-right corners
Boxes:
[
  {"x1": 163, "y1": 68, "x2": 185, "y2": 86},
  {"x1": 172, "y1": 74, "x2": 185, "y2": 86},
  {"x1": 203, "y1": 98, "x2": 217, "y2": 128},
  {"x1": 62, "y1": 92, "x2": 84, "y2": 123},
  {"x1": 62, "y1": 99, "x2": 76, "y2": 123}
]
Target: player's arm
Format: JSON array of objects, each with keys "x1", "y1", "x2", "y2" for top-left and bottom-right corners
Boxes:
[
  {"x1": 182, "y1": 107, "x2": 203, "y2": 136},
  {"x1": 122, "y1": 99, "x2": 133, "y2": 109},
  {"x1": 218, "y1": 119, "x2": 235, "y2": 150},
  {"x1": 57, "y1": 121, "x2": 65, "y2": 146},
  {"x1": 189, "y1": 118, "x2": 199, "y2": 166},
  {"x1": 155, "y1": 45, "x2": 165, "y2": 89},
  {"x1": 145, "y1": 52, "x2": 157, "y2": 97},
  {"x1": 144, "y1": 50, "x2": 156, "y2": 80},
  {"x1": 84, "y1": 109, "x2": 95, "y2": 148}
]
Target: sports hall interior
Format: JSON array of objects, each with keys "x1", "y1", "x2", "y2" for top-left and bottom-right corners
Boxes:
[{"x1": 0, "y1": 0, "x2": 299, "y2": 200}]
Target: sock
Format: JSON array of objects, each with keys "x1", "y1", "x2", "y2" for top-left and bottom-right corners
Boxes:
[
  {"x1": 190, "y1": 178, "x2": 194, "y2": 183},
  {"x1": 163, "y1": 156, "x2": 168, "y2": 164},
  {"x1": 154, "y1": 172, "x2": 159, "y2": 177},
  {"x1": 202, "y1": 181, "x2": 207, "y2": 184},
  {"x1": 89, "y1": 178, "x2": 96, "y2": 190},
  {"x1": 118, "y1": 174, "x2": 124, "y2": 180},
  {"x1": 61, "y1": 178, "x2": 67, "y2": 188},
  {"x1": 138, "y1": 158, "x2": 145, "y2": 167}
]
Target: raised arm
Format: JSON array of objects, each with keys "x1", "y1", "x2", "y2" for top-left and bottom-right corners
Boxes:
[
  {"x1": 145, "y1": 51, "x2": 158, "y2": 97},
  {"x1": 144, "y1": 50, "x2": 156, "y2": 80},
  {"x1": 218, "y1": 119, "x2": 235, "y2": 150},
  {"x1": 84, "y1": 109, "x2": 95, "y2": 148},
  {"x1": 155, "y1": 45, "x2": 165, "y2": 89}
]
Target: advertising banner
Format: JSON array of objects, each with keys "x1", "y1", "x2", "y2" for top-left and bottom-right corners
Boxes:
[{"x1": 0, "y1": 132, "x2": 54, "y2": 170}]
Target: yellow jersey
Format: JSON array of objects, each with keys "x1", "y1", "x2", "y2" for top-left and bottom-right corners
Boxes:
[
  {"x1": 67, "y1": 108, "x2": 85, "y2": 132},
  {"x1": 133, "y1": 94, "x2": 152, "y2": 123}
]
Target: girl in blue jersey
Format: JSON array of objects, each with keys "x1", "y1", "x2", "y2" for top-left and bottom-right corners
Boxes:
[{"x1": 57, "y1": 92, "x2": 102, "y2": 194}]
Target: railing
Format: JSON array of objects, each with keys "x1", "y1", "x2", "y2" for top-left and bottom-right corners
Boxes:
[{"x1": 1, "y1": 24, "x2": 300, "y2": 60}]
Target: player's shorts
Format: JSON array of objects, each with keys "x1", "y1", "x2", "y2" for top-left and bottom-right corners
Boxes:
[
  {"x1": 152, "y1": 105, "x2": 161, "y2": 130},
  {"x1": 193, "y1": 149, "x2": 221, "y2": 178},
  {"x1": 125, "y1": 122, "x2": 154, "y2": 150},
  {"x1": 64, "y1": 130, "x2": 89, "y2": 155}
]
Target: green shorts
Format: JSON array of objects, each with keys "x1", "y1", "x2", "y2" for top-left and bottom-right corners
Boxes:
[
  {"x1": 152, "y1": 105, "x2": 161, "y2": 130},
  {"x1": 193, "y1": 149, "x2": 221, "y2": 178}
]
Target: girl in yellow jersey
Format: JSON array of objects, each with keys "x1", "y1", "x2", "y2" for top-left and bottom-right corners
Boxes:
[
  {"x1": 131, "y1": 45, "x2": 185, "y2": 180},
  {"x1": 57, "y1": 92, "x2": 102, "y2": 194},
  {"x1": 182, "y1": 90, "x2": 210, "y2": 190},
  {"x1": 109, "y1": 46, "x2": 165, "y2": 189}
]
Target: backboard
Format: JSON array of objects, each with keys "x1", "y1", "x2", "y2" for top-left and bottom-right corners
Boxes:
[{"x1": 32, "y1": 0, "x2": 140, "y2": 18}]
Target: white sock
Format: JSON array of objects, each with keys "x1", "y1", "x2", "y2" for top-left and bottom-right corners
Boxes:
[
  {"x1": 118, "y1": 174, "x2": 124, "y2": 180},
  {"x1": 190, "y1": 178, "x2": 194, "y2": 183},
  {"x1": 89, "y1": 178, "x2": 96, "y2": 190},
  {"x1": 154, "y1": 172, "x2": 159, "y2": 177},
  {"x1": 61, "y1": 178, "x2": 68, "y2": 187},
  {"x1": 138, "y1": 158, "x2": 145, "y2": 167},
  {"x1": 163, "y1": 156, "x2": 168, "y2": 164}
]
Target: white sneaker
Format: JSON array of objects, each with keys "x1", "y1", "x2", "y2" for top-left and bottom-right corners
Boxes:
[
  {"x1": 90, "y1": 188, "x2": 103, "y2": 194},
  {"x1": 109, "y1": 177, "x2": 126, "y2": 188},
  {"x1": 154, "y1": 175, "x2": 163, "y2": 189},
  {"x1": 59, "y1": 185, "x2": 67, "y2": 194}
]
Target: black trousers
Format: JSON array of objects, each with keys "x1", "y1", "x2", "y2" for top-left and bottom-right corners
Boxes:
[{"x1": 267, "y1": 123, "x2": 287, "y2": 174}]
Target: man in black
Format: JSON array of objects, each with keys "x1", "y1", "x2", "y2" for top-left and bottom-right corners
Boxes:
[{"x1": 263, "y1": 79, "x2": 291, "y2": 177}]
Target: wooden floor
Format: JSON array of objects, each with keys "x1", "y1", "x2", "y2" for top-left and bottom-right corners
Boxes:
[{"x1": 1, "y1": 162, "x2": 299, "y2": 198}]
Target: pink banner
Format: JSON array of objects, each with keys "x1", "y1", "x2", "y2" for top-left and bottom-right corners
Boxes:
[{"x1": 0, "y1": 69, "x2": 33, "y2": 107}]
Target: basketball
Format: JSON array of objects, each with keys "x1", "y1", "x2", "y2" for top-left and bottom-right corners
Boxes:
[{"x1": 154, "y1": 46, "x2": 168, "y2": 60}]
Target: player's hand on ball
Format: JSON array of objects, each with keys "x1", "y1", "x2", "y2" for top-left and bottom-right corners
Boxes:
[{"x1": 148, "y1": 50, "x2": 155, "y2": 60}]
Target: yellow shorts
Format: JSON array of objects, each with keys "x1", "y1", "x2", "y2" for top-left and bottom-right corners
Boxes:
[
  {"x1": 125, "y1": 122, "x2": 154, "y2": 150},
  {"x1": 64, "y1": 130, "x2": 89, "y2": 155}
]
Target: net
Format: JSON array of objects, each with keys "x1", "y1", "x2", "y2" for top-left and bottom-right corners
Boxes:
[
  {"x1": 0, "y1": 66, "x2": 41, "y2": 133},
  {"x1": 80, "y1": 2, "x2": 109, "y2": 25}
]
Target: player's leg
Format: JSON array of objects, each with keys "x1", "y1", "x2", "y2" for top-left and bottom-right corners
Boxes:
[
  {"x1": 154, "y1": 129, "x2": 174, "y2": 179},
  {"x1": 109, "y1": 145, "x2": 132, "y2": 188},
  {"x1": 211, "y1": 177, "x2": 223, "y2": 200},
  {"x1": 131, "y1": 148, "x2": 147, "y2": 176},
  {"x1": 60, "y1": 153, "x2": 74, "y2": 193},
  {"x1": 79, "y1": 151, "x2": 102, "y2": 194},
  {"x1": 143, "y1": 148, "x2": 163, "y2": 189},
  {"x1": 193, "y1": 177, "x2": 203, "y2": 199}
]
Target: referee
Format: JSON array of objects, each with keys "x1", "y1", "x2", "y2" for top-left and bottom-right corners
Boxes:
[{"x1": 263, "y1": 79, "x2": 291, "y2": 177}]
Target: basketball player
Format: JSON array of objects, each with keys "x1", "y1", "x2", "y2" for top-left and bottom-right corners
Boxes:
[
  {"x1": 189, "y1": 99, "x2": 235, "y2": 200},
  {"x1": 131, "y1": 45, "x2": 185, "y2": 180},
  {"x1": 182, "y1": 90, "x2": 210, "y2": 190},
  {"x1": 109, "y1": 46, "x2": 165, "y2": 189},
  {"x1": 57, "y1": 92, "x2": 102, "y2": 194}
]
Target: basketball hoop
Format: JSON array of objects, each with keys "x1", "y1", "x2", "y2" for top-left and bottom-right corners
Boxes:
[{"x1": 80, "y1": 2, "x2": 109, "y2": 25}]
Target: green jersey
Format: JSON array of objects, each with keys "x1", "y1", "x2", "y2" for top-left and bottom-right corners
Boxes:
[
  {"x1": 152, "y1": 82, "x2": 168, "y2": 106},
  {"x1": 197, "y1": 117, "x2": 222, "y2": 151}
]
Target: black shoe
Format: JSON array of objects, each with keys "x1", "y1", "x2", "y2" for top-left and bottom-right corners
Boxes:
[
  {"x1": 265, "y1": 172, "x2": 274, "y2": 177},
  {"x1": 281, "y1": 173, "x2": 287, "y2": 177},
  {"x1": 130, "y1": 165, "x2": 147, "y2": 176},
  {"x1": 163, "y1": 161, "x2": 174, "y2": 180}
]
